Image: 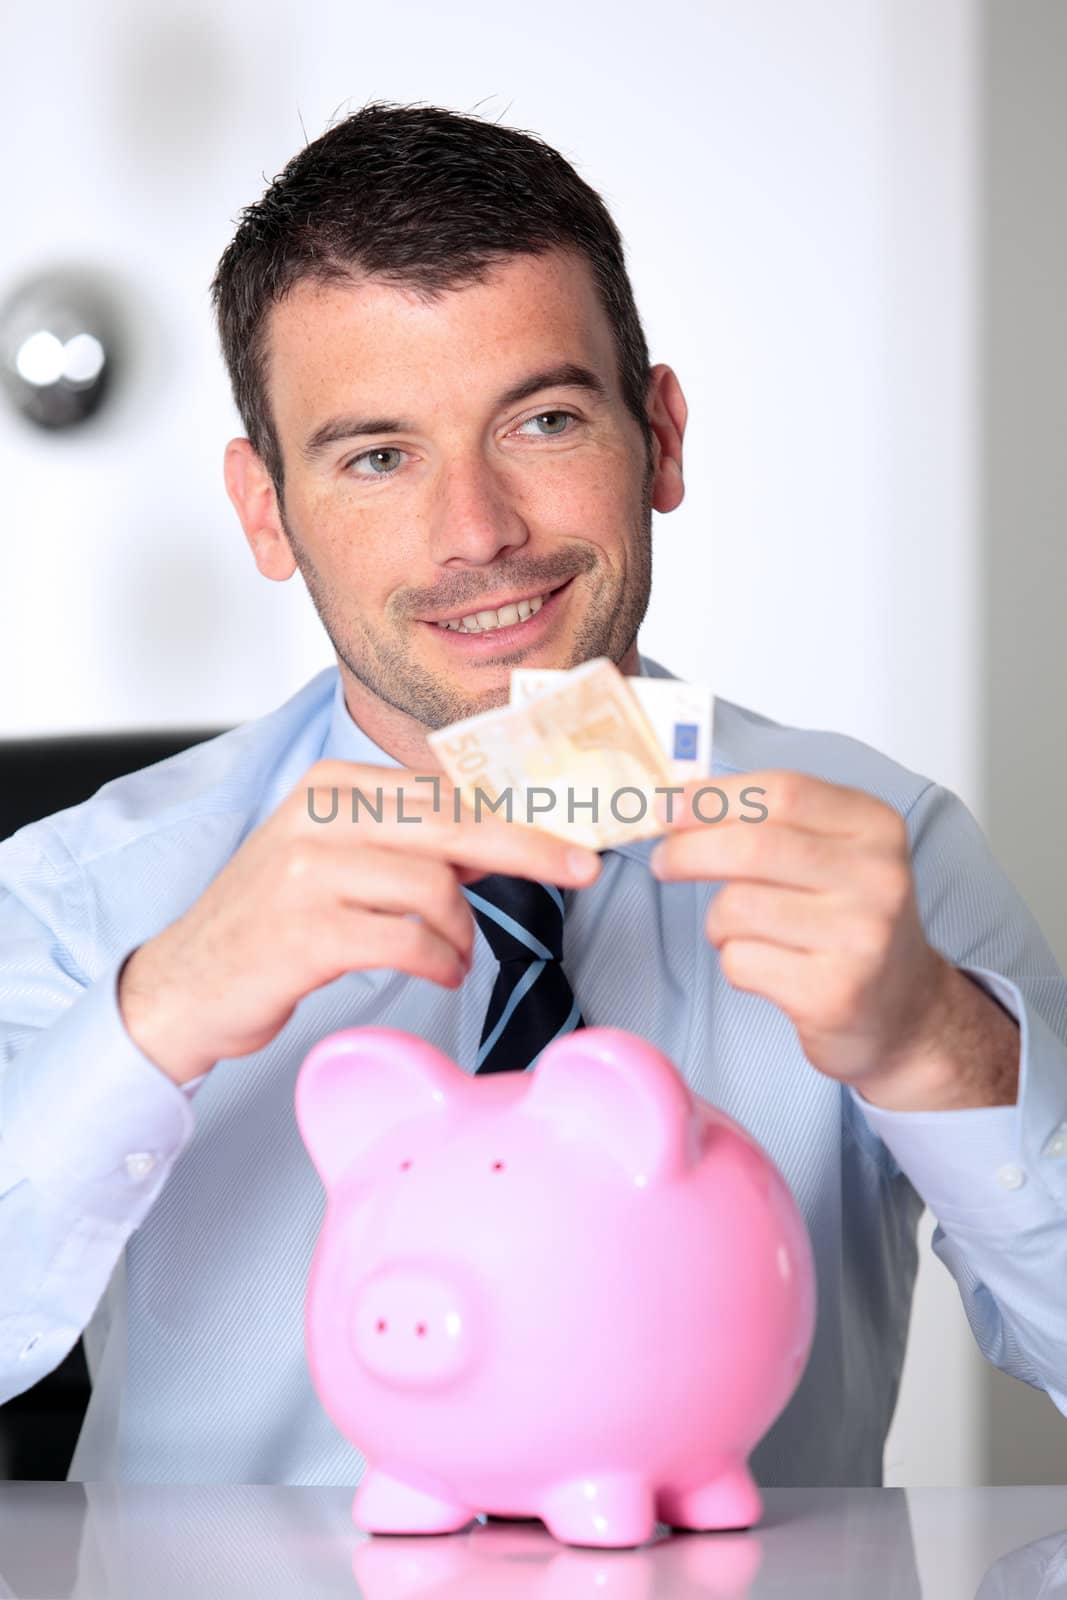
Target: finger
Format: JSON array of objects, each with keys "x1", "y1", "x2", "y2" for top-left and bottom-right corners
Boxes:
[
  {"x1": 659, "y1": 769, "x2": 900, "y2": 843},
  {"x1": 301, "y1": 763, "x2": 602, "y2": 887},
  {"x1": 716, "y1": 936, "x2": 811, "y2": 1015},
  {"x1": 652, "y1": 818, "x2": 859, "y2": 892},
  {"x1": 327, "y1": 904, "x2": 468, "y2": 989},
  {"x1": 423, "y1": 815, "x2": 603, "y2": 888},
  {"x1": 453, "y1": 862, "x2": 498, "y2": 886},
  {"x1": 705, "y1": 881, "x2": 828, "y2": 954},
  {"x1": 326, "y1": 842, "x2": 476, "y2": 964}
]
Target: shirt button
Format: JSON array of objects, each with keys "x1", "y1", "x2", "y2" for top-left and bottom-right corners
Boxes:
[
  {"x1": 996, "y1": 1162, "x2": 1026, "y2": 1190},
  {"x1": 124, "y1": 1151, "x2": 157, "y2": 1180},
  {"x1": 1041, "y1": 1122, "x2": 1067, "y2": 1159}
]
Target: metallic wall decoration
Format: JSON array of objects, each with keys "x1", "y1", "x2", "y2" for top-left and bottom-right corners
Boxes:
[{"x1": 0, "y1": 266, "x2": 122, "y2": 430}]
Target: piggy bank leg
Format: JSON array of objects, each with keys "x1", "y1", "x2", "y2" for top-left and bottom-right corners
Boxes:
[
  {"x1": 539, "y1": 1472, "x2": 657, "y2": 1549},
  {"x1": 353, "y1": 1469, "x2": 478, "y2": 1536},
  {"x1": 657, "y1": 1463, "x2": 762, "y2": 1532}
]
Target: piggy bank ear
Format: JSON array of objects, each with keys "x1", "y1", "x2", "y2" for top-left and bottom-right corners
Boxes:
[
  {"x1": 294, "y1": 1027, "x2": 465, "y2": 1188},
  {"x1": 521, "y1": 1026, "x2": 702, "y2": 1186}
]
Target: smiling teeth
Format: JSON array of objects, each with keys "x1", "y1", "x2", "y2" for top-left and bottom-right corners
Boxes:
[{"x1": 436, "y1": 594, "x2": 546, "y2": 632}]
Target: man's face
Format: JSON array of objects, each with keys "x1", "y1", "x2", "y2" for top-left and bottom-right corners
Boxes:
[{"x1": 248, "y1": 248, "x2": 675, "y2": 737}]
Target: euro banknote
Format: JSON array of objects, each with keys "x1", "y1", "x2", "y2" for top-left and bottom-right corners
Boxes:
[
  {"x1": 510, "y1": 668, "x2": 714, "y2": 784},
  {"x1": 427, "y1": 657, "x2": 711, "y2": 850}
]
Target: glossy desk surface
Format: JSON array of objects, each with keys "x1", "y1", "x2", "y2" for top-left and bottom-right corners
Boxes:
[{"x1": 0, "y1": 1483, "x2": 1065, "y2": 1598}]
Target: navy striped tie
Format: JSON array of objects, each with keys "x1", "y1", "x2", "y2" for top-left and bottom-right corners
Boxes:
[{"x1": 464, "y1": 875, "x2": 585, "y2": 1074}]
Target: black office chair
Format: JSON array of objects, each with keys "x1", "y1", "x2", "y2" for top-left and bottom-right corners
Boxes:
[{"x1": 0, "y1": 727, "x2": 227, "y2": 1479}]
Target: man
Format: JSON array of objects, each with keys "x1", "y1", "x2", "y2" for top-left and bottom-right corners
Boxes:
[{"x1": 2, "y1": 102, "x2": 1065, "y2": 1499}]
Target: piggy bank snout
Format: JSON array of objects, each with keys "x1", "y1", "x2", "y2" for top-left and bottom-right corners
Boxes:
[{"x1": 351, "y1": 1263, "x2": 475, "y2": 1390}]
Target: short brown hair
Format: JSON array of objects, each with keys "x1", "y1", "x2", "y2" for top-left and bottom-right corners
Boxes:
[{"x1": 209, "y1": 100, "x2": 654, "y2": 504}]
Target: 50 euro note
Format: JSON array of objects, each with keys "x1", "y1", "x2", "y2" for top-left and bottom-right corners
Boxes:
[
  {"x1": 426, "y1": 657, "x2": 676, "y2": 851},
  {"x1": 510, "y1": 668, "x2": 714, "y2": 784}
]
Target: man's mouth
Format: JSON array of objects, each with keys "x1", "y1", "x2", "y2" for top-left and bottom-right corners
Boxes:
[{"x1": 421, "y1": 578, "x2": 572, "y2": 635}]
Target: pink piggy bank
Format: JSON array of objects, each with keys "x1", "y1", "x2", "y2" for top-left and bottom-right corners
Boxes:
[{"x1": 294, "y1": 1025, "x2": 816, "y2": 1549}]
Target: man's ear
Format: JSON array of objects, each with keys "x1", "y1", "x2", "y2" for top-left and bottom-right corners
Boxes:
[
  {"x1": 223, "y1": 437, "x2": 297, "y2": 581},
  {"x1": 646, "y1": 364, "x2": 687, "y2": 515}
]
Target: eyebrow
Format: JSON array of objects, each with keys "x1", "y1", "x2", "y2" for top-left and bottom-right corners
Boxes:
[{"x1": 299, "y1": 361, "x2": 610, "y2": 463}]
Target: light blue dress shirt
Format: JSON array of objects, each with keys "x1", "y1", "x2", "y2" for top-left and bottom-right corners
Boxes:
[{"x1": 1, "y1": 654, "x2": 1066, "y2": 1489}]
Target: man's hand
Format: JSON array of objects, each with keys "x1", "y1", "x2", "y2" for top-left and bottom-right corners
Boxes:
[
  {"x1": 118, "y1": 759, "x2": 600, "y2": 1087},
  {"x1": 649, "y1": 770, "x2": 1021, "y2": 1111}
]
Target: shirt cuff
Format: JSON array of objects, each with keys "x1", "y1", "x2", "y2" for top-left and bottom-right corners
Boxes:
[
  {"x1": 848, "y1": 965, "x2": 1067, "y2": 1234},
  {"x1": 0, "y1": 947, "x2": 197, "y2": 1218}
]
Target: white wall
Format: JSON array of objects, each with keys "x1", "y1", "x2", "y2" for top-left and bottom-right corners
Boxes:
[{"x1": 3, "y1": 0, "x2": 1061, "y2": 1484}]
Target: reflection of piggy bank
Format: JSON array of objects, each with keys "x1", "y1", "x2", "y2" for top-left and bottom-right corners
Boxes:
[
  {"x1": 352, "y1": 1520, "x2": 765, "y2": 1599},
  {"x1": 295, "y1": 1026, "x2": 817, "y2": 1550}
]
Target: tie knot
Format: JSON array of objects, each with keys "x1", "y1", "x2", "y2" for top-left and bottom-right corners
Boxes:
[{"x1": 464, "y1": 874, "x2": 566, "y2": 964}]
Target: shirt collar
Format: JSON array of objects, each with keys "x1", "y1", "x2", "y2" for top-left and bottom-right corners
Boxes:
[
  {"x1": 319, "y1": 654, "x2": 667, "y2": 866},
  {"x1": 321, "y1": 671, "x2": 402, "y2": 769}
]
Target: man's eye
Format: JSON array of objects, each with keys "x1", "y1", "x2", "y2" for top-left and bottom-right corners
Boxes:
[
  {"x1": 344, "y1": 412, "x2": 578, "y2": 477},
  {"x1": 347, "y1": 447, "x2": 406, "y2": 478},
  {"x1": 516, "y1": 410, "x2": 578, "y2": 437}
]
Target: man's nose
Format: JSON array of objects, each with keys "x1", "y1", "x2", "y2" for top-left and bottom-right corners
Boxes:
[{"x1": 426, "y1": 453, "x2": 531, "y2": 567}]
